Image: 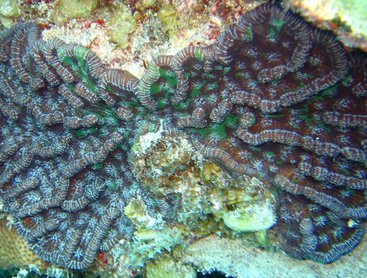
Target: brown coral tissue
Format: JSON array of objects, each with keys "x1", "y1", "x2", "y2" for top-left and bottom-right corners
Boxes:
[{"x1": 0, "y1": 1, "x2": 366, "y2": 270}]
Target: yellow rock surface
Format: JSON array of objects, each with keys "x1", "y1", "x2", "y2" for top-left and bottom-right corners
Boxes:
[{"x1": 0, "y1": 220, "x2": 46, "y2": 269}]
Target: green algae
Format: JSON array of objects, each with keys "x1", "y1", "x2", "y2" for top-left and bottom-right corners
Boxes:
[
  {"x1": 57, "y1": 0, "x2": 99, "y2": 19},
  {"x1": 157, "y1": 4, "x2": 181, "y2": 38},
  {"x1": 0, "y1": 0, "x2": 21, "y2": 28},
  {"x1": 107, "y1": 3, "x2": 136, "y2": 49}
]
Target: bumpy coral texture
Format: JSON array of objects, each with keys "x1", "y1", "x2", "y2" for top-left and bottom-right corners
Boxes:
[
  {"x1": 0, "y1": 2, "x2": 366, "y2": 269},
  {"x1": 0, "y1": 220, "x2": 46, "y2": 269}
]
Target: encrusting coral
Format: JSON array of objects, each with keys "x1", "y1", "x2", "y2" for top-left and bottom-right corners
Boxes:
[
  {"x1": 0, "y1": 220, "x2": 47, "y2": 269},
  {"x1": 0, "y1": 1, "x2": 366, "y2": 273}
]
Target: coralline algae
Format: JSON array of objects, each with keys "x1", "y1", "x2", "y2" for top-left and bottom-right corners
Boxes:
[{"x1": 0, "y1": 1, "x2": 366, "y2": 274}]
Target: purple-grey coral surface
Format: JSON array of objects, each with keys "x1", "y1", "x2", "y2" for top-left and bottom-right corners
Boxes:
[{"x1": 0, "y1": 1, "x2": 366, "y2": 270}]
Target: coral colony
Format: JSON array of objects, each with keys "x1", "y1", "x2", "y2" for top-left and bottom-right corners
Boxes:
[{"x1": 0, "y1": 1, "x2": 367, "y2": 270}]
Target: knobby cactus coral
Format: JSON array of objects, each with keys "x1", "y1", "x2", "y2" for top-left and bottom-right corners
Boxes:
[{"x1": 0, "y1": 1, "x2": 366, "y2": 270}]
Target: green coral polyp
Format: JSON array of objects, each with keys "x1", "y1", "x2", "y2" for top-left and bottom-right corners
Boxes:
[
  {"x1": 57, "y1": 46, "x2": 89, "y2": 71},
  {"x1": 234, "y1": 71, "x2": 248, "y2": 78},
  {"x1": 224, "y1": 114, "x2": 239, "y2": 129},
  {"x1": 150, "y1": 83, "x2": 161, "y2": 95},
  {"x1": 272, "y1": 19, "x2": 285, "y2": 33},
  {"x1": 58, "y1": 47, "x2": 101, "y2": 98},
  {"x1": 157, "y1": 98, "x2": 168, "y2": 109},
  {"x1": 189, "y1": 113, "x2": 239, "y2": 139},
  {"x1": 61, "y1": 56, "x2": 78, "y2": 69},
  {"x1": 92, "y1": 162, "x2": 104, "y2": 170},
  {"x1": 223, "y1": 66, "x2": 231, "y2": 75},
  {"x1": 73, "y1": 127, "x2": 98, "y2": 138},
  {"x1": 322, "y1": 84, "x2": 339, "y2": 97},
  {"x1": 269, "y1": 18, "x2": 285, "y2": 40},
  {"x1": 191, "y1": 83, "x2": 204, "y2": 98},
  {"x1": 107, "y1": 182, "x2": 119, "y2": 191},
  {"x1": 174, "y1": 101, "x2": 189, "y2": 110},
  {"x1": 160, "y1": 69, "x2": 178, "y2": 87},
  {"x1": 194, "y1": 48, "x2": 204, "y2": 62},
  {"x1": 149, "y1": 69, "x2": 178, "y2": 109},
  {"x1": 243, "y1": 26, "x2": 254, "y2": 41},
  {"x1": 173, "y1": 83, "x2": 204, "y2": 110},
  {"x1": 298, "y1": 114, "x2": 313, "y2": 126}
]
